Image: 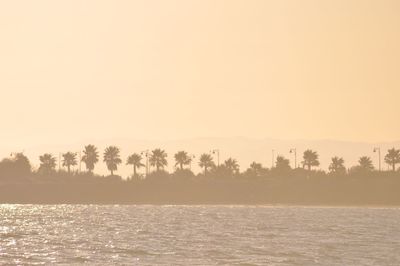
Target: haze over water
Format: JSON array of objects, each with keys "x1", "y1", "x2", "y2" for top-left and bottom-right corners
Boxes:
[
  {"x1": 1, "y1": 205, "x2": 399, "y2": 265},
  {"x1": 1, "y1": 0, "x2": 399, "y2": 265}
]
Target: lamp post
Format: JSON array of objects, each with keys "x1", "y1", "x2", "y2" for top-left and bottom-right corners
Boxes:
[
  {"x1": 141, "y1": 150, "x2": 150, "y2": 177},
  {"x1": 211, "y1": 149, "x2": 220, "y2": 167},
  {"x1": 373, "y1": 147, "x2": 381, "y2": 171},
  {"x1": 290, "y1": 148, "x2": 297, "y2": 169},
  {"x1": 190, "y1": 154, "x2": 196, "y2": 171}
]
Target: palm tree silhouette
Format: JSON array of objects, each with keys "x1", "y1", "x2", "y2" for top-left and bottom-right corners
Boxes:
[
  {"x1": 248, "y1": 162, "x2": 263, "y2": 176},
  {"x1": 329, "y1": 156, "x2": 345, "y2": 174},
  {"x1": 359, "y1": 156, "x2": 374, "y2": 171},
  {"x1": 275, "y1": 155, "x2": 290, "y2": 170},
  {"x1": 384, "y1": 148, "x2": 400, "y2": 171},
  {"x1": 62, "y1": 152, "x2": 77, "y2": 174},
  {"x1": 38, "y1": 153, "x2": 57, "y2": 174},
  {"x1": 174, "y1": 151, "x2": 192, "y2": 170},
  {"x1": 249, "y1": 162, "x2": 263, "y2": 171},
  {"x1": 199, "y1": 153, "x2": 215, "y2": 176},
  {"x1": 126, "y1": 153, "x2": 145, "y2": 177},
  {"x1": 223, "y1": 158, "x2": 239, "y2": 175},
  {"x1": 149, "y1": 149, "x2": 168, "y2": 172},
  {"x1": 302, "y1": 149, "x2": 320, "y2": 171},
  {"x1": 12, "y1": 153, "x2": 31, "y2": 175},
  {"x1": 103, "y1": 146, "x2": 122, "y2": 176},
  {"x1": 81, "y1": 145, "x2": 99, "y2": 173}
]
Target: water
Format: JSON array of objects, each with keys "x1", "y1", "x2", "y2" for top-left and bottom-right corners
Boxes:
[{"x1": 0, "y1": 205, "x2": 399, "y2": 265}]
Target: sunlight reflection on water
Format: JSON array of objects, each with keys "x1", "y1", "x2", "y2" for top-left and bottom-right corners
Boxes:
[{"x1": 0, "y1": 205, "x2": 399, "y2": 265}]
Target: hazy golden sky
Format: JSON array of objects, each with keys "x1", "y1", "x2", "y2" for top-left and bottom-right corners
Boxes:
[{"x1": 0, "y1": 0, "x2": 399, "y2": 146}]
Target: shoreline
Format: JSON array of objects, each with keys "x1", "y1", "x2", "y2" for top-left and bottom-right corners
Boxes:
[
  {"x1": 0, "y1": 177, "x2": 399, "y2": 206},
  {"x1": 1, "y1": 203, "x2": 400, "y2": 208}
]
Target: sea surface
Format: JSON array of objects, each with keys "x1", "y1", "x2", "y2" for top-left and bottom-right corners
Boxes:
[{"x1": 0, "y1": 205, "x2": 399, "y2": 265}]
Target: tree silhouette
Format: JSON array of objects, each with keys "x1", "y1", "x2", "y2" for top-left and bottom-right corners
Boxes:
[
  {"x1": 199, "y1": 153, "x2": 215, "y2": 176},
  {"x1": 247, "y1": 162, "x2": 263, "y2": 176},
  {"x1": 275, "y1": 155, "x2": 291, "y2": 171},
  {"x1": 329, "y1": 156, "x2": 346, "y2": 174},
  {"x1": 384, "y1": 148, "x2": 400, "y2": 171},
  {"x1": 223, "y1": 158, "x2": 239, "y2": 176},
  {"x1": 39, "y1": 153, "x2": 57, "y2": 175},
  {"x1": 12, "y1": 153, "x2": 31, "y2": 175},
  {"x1": 149, "y1": 149, "x2": 168, "y2": 172},
  {"x1": 81, "y1": 145, "x2": 99, "y2": 173},
  {"x1": 302, "y1": 150, "x2": 320, "y2": 171},
  {"x1": 126, "y1": 153, "x2": 144, "y2": 177},
  {"x1": 359, "y1": 156, "x2": 374, "y2": 171},
  {"x1": 250, "y1": 162, "x2": 263, "y2": 171},
  {"x1": 174, "y1": 151, "x2": 191, "y2": 170},
  {"x1": 0, "y1": 153, "x2": 32, "y2": 178},
  {"x1": 103, "y1": 146, "x2": 122, "y2": 176},
  {"x1": 62, "y1": 152, "x2": 77, "y2": 174}
]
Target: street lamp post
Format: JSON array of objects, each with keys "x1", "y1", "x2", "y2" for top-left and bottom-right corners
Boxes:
[
  {"x1": 190, "y1": 154, "x2": 196, "y2": 170},
  {"x1": 290, "y1": 148, "x2": 297, "y2": 169},
  {"x1": 211, "y1": 149, "x2": 220, "y2": 167},
  {"x1": 141, "y1": 150, "x2": 150, "y2": 177},
  {"x1": 373, "y1": 147, "x2": 381, "y2": 171}
]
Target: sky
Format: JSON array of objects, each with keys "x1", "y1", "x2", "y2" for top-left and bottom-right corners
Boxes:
[{"x1": 0, "y1": 0, "x2": 399, "y2": 150}]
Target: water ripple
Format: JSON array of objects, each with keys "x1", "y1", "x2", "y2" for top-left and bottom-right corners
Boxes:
[{"x1": 0, "y1": 205, "x2": 399, "y2": 265}]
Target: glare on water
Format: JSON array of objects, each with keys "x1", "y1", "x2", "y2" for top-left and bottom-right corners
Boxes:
[{"x1": 0, "y1": 205, "x2": 399, "y2": 265}]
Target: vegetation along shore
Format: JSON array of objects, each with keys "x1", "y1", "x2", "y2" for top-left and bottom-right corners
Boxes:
[{"x1": 0, "y1": 145, "x2": 399, "y2": 205}]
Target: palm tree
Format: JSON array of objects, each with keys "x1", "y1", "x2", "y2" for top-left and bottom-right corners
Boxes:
[
  {"x1": 384, "y1": 148, "x2": 400, "y2": 171},
  {"x1": 329, "y1": 156, "x2": 346, "y2": 174},
  {"x1": 199, "y1": 153, "x2": 215, "y2": 175},
  {"x1": 81, "y1": 145, "x2": 99, "y2": 173},
  {"x1": 12, "y1": 153, "x2": 31, "y2": 175},
  {"x1": 103, "y1": 146, "x2": 122, "y2": 176},
  {"x1": 302, "y1": 149, "x2": 320, "y2": 171},
  {"x1": 275, "y1": 155, "x2": 290, "y2": 171},
  {"x1": 359, "y1": 156, "x2": 374, "y2": 171},
  {"x1": 62, "y1": 152, "x2": 77, "y2": 174},
  {"x1": 149, "y1": 149, "x2": 168, "y2": 172},
  {"x1": 126, "y1": 153, "x2": 144, "y2": 177},
  {"x1": 174, "y1": 151, "x2": 191, "y2": 170},
  {"x1": 223, "y1": 158, "x2": 239, "y2": 175},
  {"x1": 249, "y1": 162, "x2": 263, "y2": 175},
  {"x1": 249, "y1": 162, "x2": 263, "y2": 172},
  {"x1": 38, "y1": 153, "x2": 57, "y2": 174}
]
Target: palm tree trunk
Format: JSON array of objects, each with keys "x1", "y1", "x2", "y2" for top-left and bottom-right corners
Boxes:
[
  {"x1": 134, "y1": 165, "x2": 137, "y2": 176},
  {"x1": 111, "y1": 170, "x2": 114, "y2": 176},
  {"x1": 393, "y1": 163, "x2": 396, "y2": 172},
  {"x1": 180, "y1": 163, "x2": 183, "y2": 170},
  {"x1": 68, "y1": 165, "x2": 70, "y2": 173}
]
